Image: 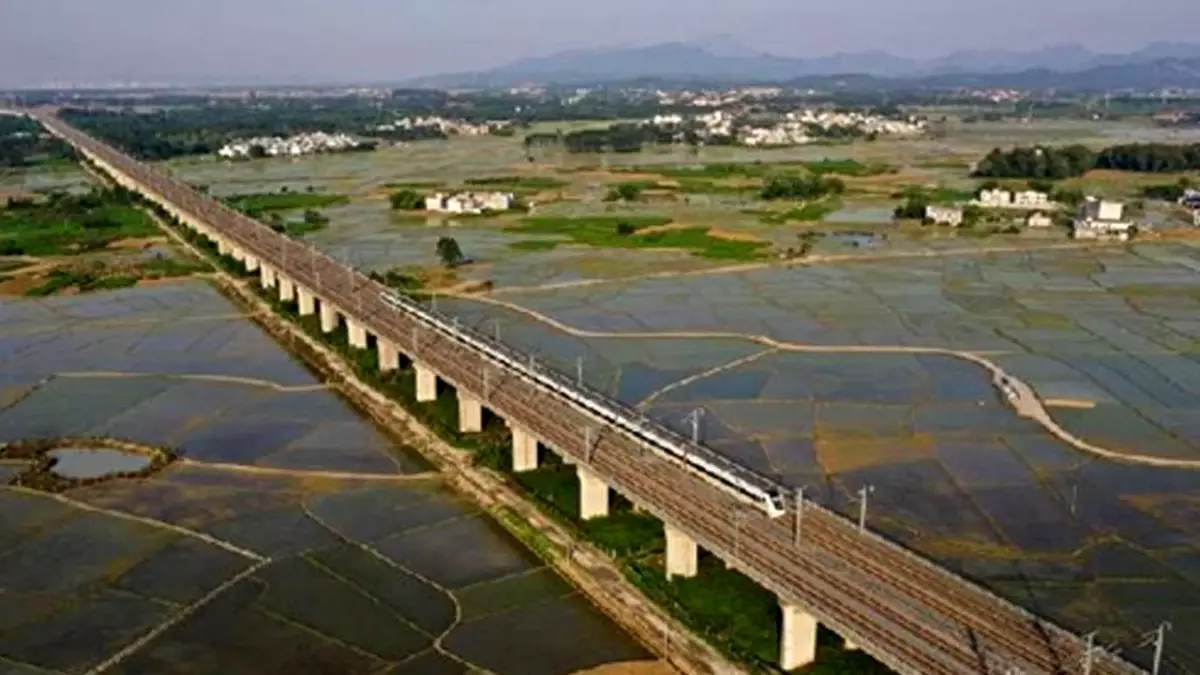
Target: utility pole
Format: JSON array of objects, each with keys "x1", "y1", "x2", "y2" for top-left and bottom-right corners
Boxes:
[
  {"x1": 492, "y1": 319, "x2": 501, "y2": 342},
  {"x1": 576, "y1": 356, "x2": 584, "y2": 386},
  {"x1": 857, "y1": 484, "x2": 875, "y2": 532},
  {"x1": 686, "y1": 408, "x2": 704, "y2": 444},
  {"x1": 1152, "y1": 622, "x2": 1171, "y2": 675},
  {"x1": 1082, "y1": 632, "x2": 1096, "y2": 675},
  {"x1": 794, "y1": 486, "x2": 804, "y2": 546}
]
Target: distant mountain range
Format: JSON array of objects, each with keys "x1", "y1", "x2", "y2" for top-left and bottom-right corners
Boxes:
[{"x1": 408, "y1": 39, "x2": 1200, "y2": 90}]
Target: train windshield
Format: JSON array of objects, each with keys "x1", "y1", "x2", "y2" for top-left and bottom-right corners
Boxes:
[{"x1": 767, "y1": 491, "x2": 787, "y2": 517}]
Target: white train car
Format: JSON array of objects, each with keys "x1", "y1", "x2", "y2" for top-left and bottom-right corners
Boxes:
[{"x1": 380, "y1": 290, "x2": 788, "y2": 518}]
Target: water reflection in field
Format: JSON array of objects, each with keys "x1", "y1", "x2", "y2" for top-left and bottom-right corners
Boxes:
[
  {"x1": 0, "y1": 282, "x2": 652, "y2": 675},
  {"x1": 441, "y1": 242, "x2": 1200, "y2": 670},
  {"x1": 48, "y1": 448, "x2": 151, "y2": 479}
]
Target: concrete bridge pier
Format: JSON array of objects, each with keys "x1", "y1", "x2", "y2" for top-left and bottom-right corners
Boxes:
[
  {"x1": 377, "y1": 339, "x2": 399, "y2": 373},
  {"x1": 780, "y1": 603, "x2": 818, "y2": 671},
  {"x1": 230, "y1": 246, "x2": 244, "y2": 263},
  {"x1": 319, "y1": 301, "x2": 339, "y2": 333},
  {"x1": 278, "y1": 276, "x2": 296, "y2": 303},
  {"x1": 511, "y1": 426, "x2": 539, "y2": 472},
  {"x1": 415, "y1": 362, "x2": 437, "y2": 402},
  {"x1": 347, "y1": 319, "x2": 367, "y2": 350},
  {"x1": 297, "y1": 288, "x2": 316, "y2": 316},
  {"x1": 244, "y1": 254, "x2": 260, "y2": 273},
  {"x1": 259, "y1": 265, "x2": 277, "y2": 290},
  {"x1": 844, "y1": 637, "x2": 859, "y2": 651},
  {"x1": 665, "y1": 523, "x2": 698, "y2": 579},
  {"x1": 577, "y1": 466, "x2": 609, "y2": 520},
  {"x1": 458, "y1": 393, "x2": 483, "y2": 433},
  {"x1": 216, "y1": 238, "x2": 231, "y2": 256}
]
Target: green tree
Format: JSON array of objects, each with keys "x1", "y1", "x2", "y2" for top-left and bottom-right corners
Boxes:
[
  {"x1": 390, "y1": 189, "x2": 426, "y2": 210},
  {"x1": 605, "y1": 182, "x2": 643, "y2": 202},
  {"x1": 1027, "y1": 179, "x2": 1055, "y2": 194},
  {"x1": 615, "y1": 221, "x2": 637, "y2": 236},
  {"x1": 436, "y1": 236, "x2": 465, "y2": 267},
  {"x1": 302, "y1": 209, "x2": 327, "y2": 225}
]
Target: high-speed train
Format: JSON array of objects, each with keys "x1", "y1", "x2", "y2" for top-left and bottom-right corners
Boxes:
[{"x1": 379, "y1": 289, "x2": 789, "y2": 518}]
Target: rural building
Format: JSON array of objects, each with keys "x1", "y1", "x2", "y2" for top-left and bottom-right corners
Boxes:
[
  {"x1": 1025, "y1": 211, "x2": 1053, "y2": 228},
  {"x1": 1013, "y1": 190, "x2": 1051, "y2": 209},
  {"x1": 425, "y1": 191, "x2": 515, "y2": 215},
  {"x1": 925, "y1": 204, "x2": 964, "y2": 227},
  {"x1": 1072, "y1": 198, "x2": 1133, "y2": 240},
  {"x1": 1193, "y1": 209, "x2": 1200, "y2": 227},
  {"x1": 1180, "y1": 189, "x2": 1200, "y2": 209},
  {"x1": 976, "y1": 189, "x2": 1013, "y2": 208}
]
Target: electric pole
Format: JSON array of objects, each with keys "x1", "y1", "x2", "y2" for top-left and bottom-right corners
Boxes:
[
  {"x1": 794, "y1": 486, "x2": 805, "y2": 546},
  {"x1": 685, "y1": 408, "x2": 704, "y2": 444},
  {"x1": 857, "y1": 484, "x2": 875, "y2": 532}
]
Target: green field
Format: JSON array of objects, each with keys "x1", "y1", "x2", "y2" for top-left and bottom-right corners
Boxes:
[
  {"x1": 225, "y1": 191, "x2": 349, "y2": 213},
  {"x1": 506, "y1": 216, "x2": 771, "y2": 261},
  {"x1": 0, "y1": 189, "x2": 159, "y2": 256}
]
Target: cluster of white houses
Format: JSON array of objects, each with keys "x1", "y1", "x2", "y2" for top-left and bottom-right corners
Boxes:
[
  {"x1": 924, "y1": 187, "x2": 1137, "y2": 240},
  {"x1": 424, "y1": 191, "x2": 515, "y2": 215},
  {"x1": 217, "y1": 132, "x2": 361, "y2": 159}
]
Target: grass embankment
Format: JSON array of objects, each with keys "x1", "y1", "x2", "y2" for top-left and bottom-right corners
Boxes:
[
  {"x1": 225, "y1": 191, "x2": 349, "y2": 213},
  {"x1": 505, "y1": 216, "x2": 770, "y2": 261},
  {"x1": 757, "y1": 201, "x2": 842, "y2": 224},
  {"x1": 22, "y1": 256, "x2": 207, "y2": 297},
  {"x1": 464, "y1": 175, "x2": 568, "y2": 194},
  {"x1": 136, "y1": 187, "x2": 885, "y2": 674}
]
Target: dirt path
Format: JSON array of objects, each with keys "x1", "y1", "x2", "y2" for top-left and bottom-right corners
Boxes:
[
  {"x1": 2, "y1": 484, "x2": 265, "y2": 561},
  {"x1": 178, "y1": 459, "x2": 438, "y2": 482},
  {"x1": 479, "y1": 240, "x2": 1128, "y2": 297},
  {"x1": 54, "y1": 370, "x2": 332, "y2": 393},
  {"x1": 462, "y1": 294, "x2": 1200, "y2": 471}
]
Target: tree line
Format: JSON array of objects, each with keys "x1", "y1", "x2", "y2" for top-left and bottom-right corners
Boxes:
[{"x1": 973, "y1": 142, "x2": 1200, "y2": 179}]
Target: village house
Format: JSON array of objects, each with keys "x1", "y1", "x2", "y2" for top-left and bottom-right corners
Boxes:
[
  {"x1": 976, "y1": 189, "x2": 1013, "y2": 208},
  {"x1": 217, "y1": 132, "x2": 360, "y2": 159},
  {"x1": 425, "y1": 191, "x2": 515, "y2": 215},
  {"x1": 925, "y1": 204, "x2": 964, "y2": 227},
  {"x1": 1025, "y1": 211, "x2": 1054, "y2": 228},
  {"x1": 1072, "y1": 198, "x2": 1134, "y2": 240},
  {"x1": 1012, "y1": 190, "x2": 1051, "y2": 209}
]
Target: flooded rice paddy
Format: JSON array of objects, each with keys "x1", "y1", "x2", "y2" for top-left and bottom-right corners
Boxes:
[
  {"x1": 0, "y1": 282, "x2": 651, "y2": 675},
  {"x1": 436, "y1": 242, "x2": 1200, "y2": 671},
  {"x1": 156, "y1": 122, "x2": 1200, "y2": 669}
]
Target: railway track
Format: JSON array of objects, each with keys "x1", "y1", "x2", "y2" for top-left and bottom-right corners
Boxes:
[{"x1": 36, "y1": 112, "x2": 1149, "y2": 675}]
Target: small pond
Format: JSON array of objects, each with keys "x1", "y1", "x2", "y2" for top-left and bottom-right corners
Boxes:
[
  {"x1": 828, "y1": 231, "x2": 884, "y2": 248},
  {"x1": 47, "y1": 448, "x2": 152, "y2": 479},
  {"x1": 824, "y1": 204, "x2": 895, "y2": 224}
]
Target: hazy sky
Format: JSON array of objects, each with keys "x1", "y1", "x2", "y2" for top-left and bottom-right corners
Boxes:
[{"x1": 3, "y1": 0, "x2": 1199, "y2": 87}]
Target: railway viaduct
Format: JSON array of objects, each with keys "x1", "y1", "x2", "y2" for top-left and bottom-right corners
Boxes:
[{"x1": 29, "y1": 109, "x2": 1150, "y2": 675}]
